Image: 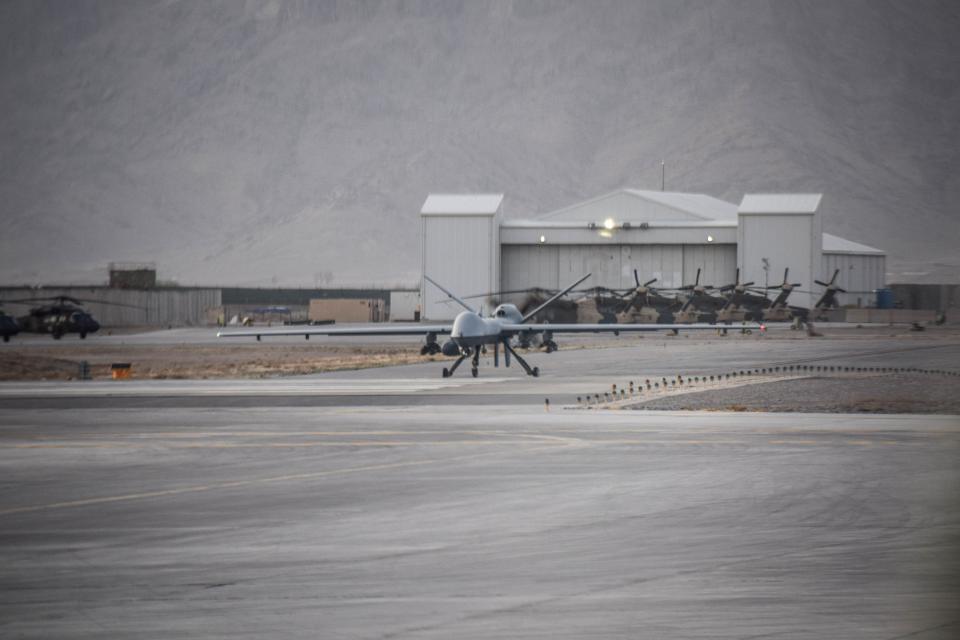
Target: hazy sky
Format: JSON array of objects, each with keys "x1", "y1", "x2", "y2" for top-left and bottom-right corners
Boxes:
[{"x1": 1, "y1": 0, "x2": 958, "y2": 286}]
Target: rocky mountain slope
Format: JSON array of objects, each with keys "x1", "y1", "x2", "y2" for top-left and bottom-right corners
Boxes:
[{"x1": 1, "y1": 0, "x2": 958, "y2": 286}]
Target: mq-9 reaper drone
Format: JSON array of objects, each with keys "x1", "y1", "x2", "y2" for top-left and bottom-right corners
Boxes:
[{"x1": 219, "y1": 274, "x2": 761, "y2": 378}]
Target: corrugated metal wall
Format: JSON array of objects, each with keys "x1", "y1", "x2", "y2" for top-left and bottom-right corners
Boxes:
[
  {"x1": 0, "y1": 287, "x2": 221, "y2": 326},
  {"x1": 738, "y1": 214, "x2": 819, "y2": 309},
  {"x1": 820, "y1": 254, "x2": 886, "y2": 307},
  {"x1": 680, "y1": 245, "x2": 738, "y2": 288},
  {"x1": 501, "y1": 244, "x2": 736, "y2": 297},
  {"x1": 422, "y1": 215, "x2": 497, "y2": 319}
]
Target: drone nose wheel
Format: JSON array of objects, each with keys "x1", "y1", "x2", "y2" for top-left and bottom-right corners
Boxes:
[{"x1": 471, "y1": 367, "x2": 478, "y2": 378}]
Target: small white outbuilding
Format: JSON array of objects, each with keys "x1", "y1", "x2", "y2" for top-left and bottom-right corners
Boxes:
[{"x1": 420, "y1": 194, "x2": 502, "y2": 320}]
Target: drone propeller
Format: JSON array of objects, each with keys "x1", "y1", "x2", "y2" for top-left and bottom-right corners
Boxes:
[{"x1": 456, "y1": 287, "x2": 558, "y2": 302}]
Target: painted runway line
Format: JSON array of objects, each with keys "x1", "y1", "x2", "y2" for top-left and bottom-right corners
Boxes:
[{"x1": 0, "y1": 377, "x2": 509, "y2": 397}]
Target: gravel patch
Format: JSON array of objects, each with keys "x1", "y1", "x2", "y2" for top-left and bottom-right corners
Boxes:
[{"x1": 627, "y1": 374, "x2": 960, "y2": 414}]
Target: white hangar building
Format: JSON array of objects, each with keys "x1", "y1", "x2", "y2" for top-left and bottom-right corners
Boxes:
[{"x1": 420, "y1": 189, "x2": 885, "y2": 320}]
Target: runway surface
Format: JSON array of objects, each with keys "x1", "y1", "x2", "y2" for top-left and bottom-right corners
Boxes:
[{"x1": 2, "y1": 334, "x2": 959, "y2": 638}]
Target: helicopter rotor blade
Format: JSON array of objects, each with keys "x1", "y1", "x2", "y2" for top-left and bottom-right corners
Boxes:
[{"x1": 75, "y1": 298, "x2": 145, "y2": 310}]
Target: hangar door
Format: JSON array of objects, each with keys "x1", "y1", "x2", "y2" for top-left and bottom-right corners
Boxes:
[
  {"x1": 501, "y1": 245, "x2": 623, "y2": 300},
  {"x1": 681, "y1": 245, "x2": 738, "y2": 288},
  {"x1": 502, "y1": 244, "x2": 736, "y2": 296}
]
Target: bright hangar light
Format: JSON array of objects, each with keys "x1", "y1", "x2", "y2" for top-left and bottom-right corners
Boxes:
[{"x1": 603, "y1": 217, "x2": 615, "y2": 230}]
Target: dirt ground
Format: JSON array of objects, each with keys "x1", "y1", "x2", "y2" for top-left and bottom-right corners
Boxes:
[{"x1": 0, "y1": 344, "x2": 437, "y2": 381}]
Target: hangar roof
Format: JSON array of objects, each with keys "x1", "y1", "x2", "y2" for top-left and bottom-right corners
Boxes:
[
  {"x1": 534, "y1": 188, "x2": 738, "y2": 223},
  {"x1": 421, "y1": 193, "x2": 503, "y2": 215},
  {"x1": 739, "y1": 193, "x2": 822, "y2": 214},
  {"x1": 823, "y1": 233, "x2": 884, "y2": 255},
  {"x1": 495, "y1": 188, "x2": 883, "y2": 256},
  {"x1": 621, "y1": 189, "x2": 739, "y2": 220}
]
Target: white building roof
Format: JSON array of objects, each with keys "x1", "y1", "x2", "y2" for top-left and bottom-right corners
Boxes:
[
  {"x1": 534, "y1": 188, "x2": 738, "y2": 222},
  {"x1": 621, "y1": 189, "x2": 740, "y2": 220},
  {"x1": 421, "y1": 193, "x2": 504, "y2": 215},
  {"x1": 739, "y1": 193, "x2": 822, "y2": 214},
  {"x1": 822, "y1": 233, "x2": 884, "y2": 255}
]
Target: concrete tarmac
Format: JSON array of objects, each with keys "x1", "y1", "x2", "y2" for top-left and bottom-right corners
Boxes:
[{"x1": 1, "y1": 337, "x2": 959, "y2": 638}]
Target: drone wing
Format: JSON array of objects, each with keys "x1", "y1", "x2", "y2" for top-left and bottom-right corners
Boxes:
[
  {"x1": 501, "y1": 322, "x2": 762, "y2": 334},
  {"x1": 218, "y1": 324, "x2": 452, "y2": 339}
]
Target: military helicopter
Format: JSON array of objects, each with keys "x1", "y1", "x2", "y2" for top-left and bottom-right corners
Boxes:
[
  {"x1": 812, "y1": 269, "x2": 846, "y2": 313},
  {"x1": 716, "y1": 268, "x2": 766, "y2": 322},
  {"x1": 0, "y1": 303, "x2": 20, "y2": 342},
  {"x1": 614, "y1": 270, "x2": 681, "y2": 323},
  {"x1": 674, "y1": 268, "x2": 724, "y2": 323},
  {"x1": 5, "y1": 295, "x2": 140, "y2": 339},
  {"x1": 753, "y1": 268, "x2": 807, "y2": 324}
]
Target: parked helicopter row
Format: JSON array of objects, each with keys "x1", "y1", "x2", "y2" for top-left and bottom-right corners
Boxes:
[
  {"x1": 0, "y1": 296, "x2": 139, "y2": 342},
  {"x1": 1, "y1": 267, "x2": 846, "y2": 345},
  {"x1": 220, "y1": 274, "x2": 762, "y2": 378},
  {"x1": 471, "y1": 267, "x2": 848, "y2": 327}
]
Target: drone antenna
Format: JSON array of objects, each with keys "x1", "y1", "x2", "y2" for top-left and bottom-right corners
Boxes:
[
  {"x1": 424, "y1": 275, "x2": 476, "y2": 314},
  {"x1": 522, "y1": 273, "x2": 591, "y2": 323}
]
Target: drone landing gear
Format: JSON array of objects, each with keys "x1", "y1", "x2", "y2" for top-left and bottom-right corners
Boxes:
[
  {"x1": 504, "y1": 342, "x2": 539, "y2": 377},
  {"x1": 442, "y1": 349, "x2": 470, "y2": 378},
  {"x1": 471, "y1": 347, "x2": 480, "y2": 378},
  {"x1": 442, "y1": 343, "x2": 541, "y2": 378}
]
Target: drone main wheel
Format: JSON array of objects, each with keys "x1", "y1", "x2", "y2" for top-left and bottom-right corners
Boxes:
[
  {"x1": 80, "y1": 332, "x2": 87, "y2": 339},
  {"x1": 471, "y1": 367, "x2": 478, "y2": 378},
  {"x1": 532, "y1": 367, "x2": 540, "y2": 377},
  {"x1": 2, "y1": 335, "x2": 8, "y2": 343},
  {"x1": 442, "y1": 368, "x2": 451, "y2": 378}
]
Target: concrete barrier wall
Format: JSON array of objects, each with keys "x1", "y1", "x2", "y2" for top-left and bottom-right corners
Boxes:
[
  {"x1": 843, "y1": 308, "x2": 937, "y2": 324},
  {"x1": 0, "y1": 287, "x2": 222, "y2": 327}
]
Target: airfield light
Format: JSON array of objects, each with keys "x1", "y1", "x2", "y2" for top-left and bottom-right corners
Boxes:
[
  {"x1": 603, "y1": 217, "x2": 615, "y2": 230},
  {"x1": 539, "y1": 235, "x2": 546, "y2": 243},
  {"x1": 706, "y1": 235, "x2": 714, "y2": 242}
]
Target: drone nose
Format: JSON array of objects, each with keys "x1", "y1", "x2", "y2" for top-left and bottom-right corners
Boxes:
[{"x1": 451, "y1": 312, "x2": 484, "y2": 338}]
